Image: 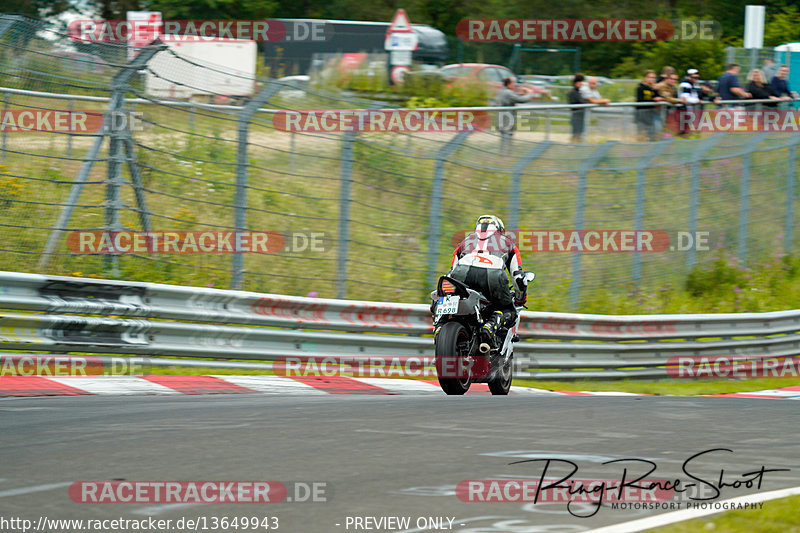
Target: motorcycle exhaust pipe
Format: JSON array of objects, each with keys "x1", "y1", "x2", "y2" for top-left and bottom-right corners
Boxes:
[{"x1": 479, "y1": 343, "x2": 491, "y2": 354}]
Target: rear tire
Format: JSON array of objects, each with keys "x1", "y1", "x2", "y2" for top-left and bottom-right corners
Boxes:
[
  {"x1": 488, "y1": 352, "x2": 513, "y2": 395},
  {"x1": 435, "y1": 321, "x2": 472, "y2": 395}
]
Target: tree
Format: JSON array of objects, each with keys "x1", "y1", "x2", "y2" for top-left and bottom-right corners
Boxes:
[
  {"x1": 2, "y1": 0, "x2": 72, "y2": 19},
  {"x1": 764, "y1": 6, "x2": 800, "y2": 47}
]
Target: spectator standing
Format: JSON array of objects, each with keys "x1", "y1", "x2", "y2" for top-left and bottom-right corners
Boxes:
[
  {"x1": 745, "y1": 69, "x2": 781, "y2": 108},
  {"x1": 678, "y1": 69, "x2": 702, "y2": 108},
  {"x1": 495, "y1": 77, "x2": 534, "y2": 153},
  {"x1": 770, "y1": 65, "x2": 798, "y2": 101},
  {"x1": 679, "y1": 68, "x2": 719, "y2": 107},
  {"x1": 635, "y1": 70, "x2": 663, "y2": 141},
  {"x1": 718, "y1": 63, "x2": 751, "y2": 105},
  {"x1": 653, "y1": 67, "x2": 676, "y2": 131},
  {"x1": 656, "y1": 66, "x2": 676, "y2": 84},
  {"x1": 654, "y1": 72, "x2": 681, "y2": 135},
  {"x1": 568, "y1": 73, "x2": 587, "y2": 142},
  {"x1": 763, "y1": 58, "x2": 777, "y2": 84},
  {"x1": 579, "y1": 76, "x2": 611, "y2": 105}
]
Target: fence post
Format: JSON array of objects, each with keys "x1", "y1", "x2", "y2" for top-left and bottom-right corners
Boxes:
[
  {"x1": 37, "y1": 132, "x2": 106, "y2": 270},
  {"x1": 290, "y1": 131, "x2": 296, "y2": 174},
  {"x1": 105, "y1": 110, "x2": 123, "y2": 276},
  {"x1": 509, "y1": 142, "x2": 552, "y2": 232},
  {"x1": 67, "y1": 98, "x2": 74, "y2": 160},
  {"x1": 570, "y1": 141, "x2": 616, "y2": 310},
  {"x1": 1, "y1": 92, "x2": 7, "y2": 161},
  {"x1": 725, "y1": 46, "x2": 735, "y2": 65},
  {"x1": 785, "y1": 135, "x2": 800, "y2": 254},
  {"x1": 583, "y1": 107, "x2": 591, "y2": 141},
  {"x1": 687, "y1": 133, "x2": 724, "y2": 269},
  {"x1": 544, "y1": 108, "x2": 551, "y2": 140},
  {"x1": 104, "y1": 41, "x2": 167, "y2": 276},
  {"x1": 748, "y1": 48, "x2": 758, "y2": 77},
  {"x1": 738, "y1": 134, "x2": 767, "y2": 265},
  {"x1": 232, "y1": 82, "x2": 282, "y2": 289},
  {"x1": 336, "y1": 129, "x2": 356, "y2": 299},
  {"x1": 632, "y1": 139, "x2": 672, "y2": 287},
  {"x1": 426, "y1": 131, "x2": 472, "y2": 289}
]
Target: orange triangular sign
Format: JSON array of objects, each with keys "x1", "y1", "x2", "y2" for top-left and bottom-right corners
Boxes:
[{"x1": 388, "y1": 9, "x2": 413, "y2": 32}]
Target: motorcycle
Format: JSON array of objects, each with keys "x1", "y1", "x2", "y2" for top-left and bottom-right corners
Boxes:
[{"x1": 430, "y1": 271, "x2": 534, "y2": 395}]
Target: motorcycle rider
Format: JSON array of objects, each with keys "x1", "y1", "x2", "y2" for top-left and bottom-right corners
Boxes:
[{"x1": 447, "y1": 215, "x2": 529, "y2": 349}]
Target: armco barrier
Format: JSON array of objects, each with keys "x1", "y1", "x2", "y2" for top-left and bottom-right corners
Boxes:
[{"x1": 2, "y1": 271, "x2": 800, "y2": 379}]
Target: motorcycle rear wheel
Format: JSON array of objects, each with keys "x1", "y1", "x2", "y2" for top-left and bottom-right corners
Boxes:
[{"x1": 435, "y1": 321, "x2": 472, "y2": 395}]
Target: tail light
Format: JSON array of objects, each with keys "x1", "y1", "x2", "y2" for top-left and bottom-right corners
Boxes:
[{"x1": 441, "y1": 280, "x2": 456, "y2": 294}]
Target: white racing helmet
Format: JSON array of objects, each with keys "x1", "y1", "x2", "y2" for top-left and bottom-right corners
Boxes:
[{"x1": 474, "y1": 214, "x2": 505, "y2": 241}]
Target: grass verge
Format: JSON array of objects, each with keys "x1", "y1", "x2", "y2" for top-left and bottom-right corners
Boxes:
[{"x1": 648, "y1": 494, "x2": 800, "y2": 533}]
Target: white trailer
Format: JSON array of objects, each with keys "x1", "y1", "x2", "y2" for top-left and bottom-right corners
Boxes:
[{"x1": 145, "y1": 40, "x2": 257, "y2": 99}]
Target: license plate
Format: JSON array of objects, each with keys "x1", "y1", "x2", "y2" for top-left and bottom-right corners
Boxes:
[{"x1": 435, "y1": 295, "x2": 460, "y2": 317}]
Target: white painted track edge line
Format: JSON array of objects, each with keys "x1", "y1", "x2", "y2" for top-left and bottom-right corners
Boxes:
[{"x1": 582, "y1": 485, "x2": 800, "y2": 533}]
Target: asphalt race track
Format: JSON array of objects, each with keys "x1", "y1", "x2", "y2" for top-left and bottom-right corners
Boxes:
[{"x1": 1, "y1": 392, "x2": 798, "y2": 533}]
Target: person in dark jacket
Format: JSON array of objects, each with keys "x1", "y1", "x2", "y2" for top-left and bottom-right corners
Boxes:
[
  {"x1": 770, "y1": 65, "x2": 798, "y2": 102},
  {"x1": 718, "y1": 63, "x2": 751, "y2": 105},
  {"x1": 745, "y1": 69, "x2": 781, "y2": 108},
  {"x1": 568, "y1": 73, "x2": 587, "y2": 142},
  {"x1": 635, "y1": 70, "x2": 663, "y2": 141}
]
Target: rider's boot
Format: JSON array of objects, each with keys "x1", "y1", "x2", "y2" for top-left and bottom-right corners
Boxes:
[
  {"x1": 481, "y1": 311, "x2": 505, "y2": 350},
  {"x1": 495, "y1": 310, "x2": 519, "y2": 348}
]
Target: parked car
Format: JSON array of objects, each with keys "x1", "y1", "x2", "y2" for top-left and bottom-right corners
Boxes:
[{"x1": 438, "y1": 63, "x2": 553, "y2": 100}]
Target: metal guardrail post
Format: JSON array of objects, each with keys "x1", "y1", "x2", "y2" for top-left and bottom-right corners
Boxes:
[
  {"x1": 426, "y1": 131, "x2": 472, "y2": 289},
  {"x1": 233, "y1": 82, "x2": 282, "y2": 290},
  {"x1": 509, "y1": 142, "x2": 552, "y2": 231},
  {"x1": 570, "y1": 141, "x2": 616, "y2": 310},
  {"x1": 687, "y1": 133, "x2": 724, "y2": 269},
  {"x1": 738, "y1": 133, "x2": 768, "y2": 265},
  {"x1": 632, "y1": 140, "x2": 672, "y2": 286},
  {"x1": 785, "y1": 135, "x2": 800, "y2": 255},
  {"x1": 336, "y1": 129, "x2": 356, "y2": 299}
]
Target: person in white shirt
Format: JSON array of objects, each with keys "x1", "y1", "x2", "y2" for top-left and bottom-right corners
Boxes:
[{"x1": 579, "y1": 76, "x2": 611, "y2": 105}]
